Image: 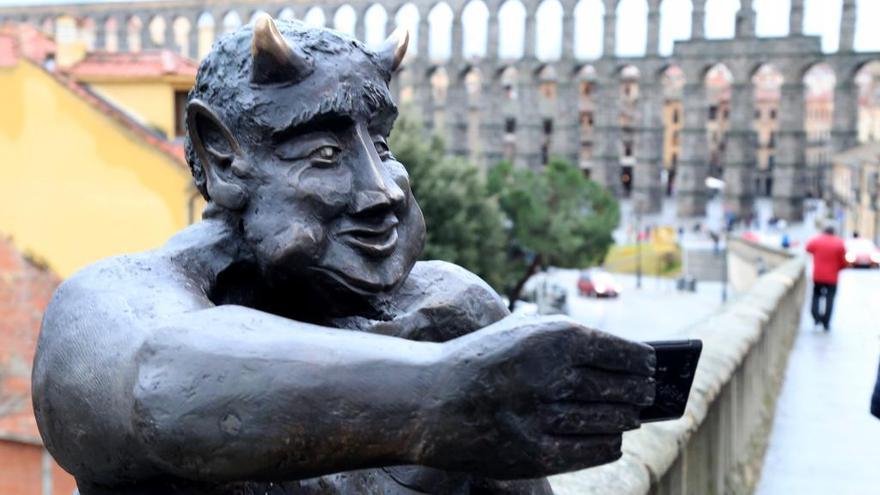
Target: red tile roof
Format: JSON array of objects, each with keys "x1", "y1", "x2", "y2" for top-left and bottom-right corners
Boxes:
[
  {"x1": 0, "y1": 22, "x2": 55, "y2": 67},
  {"x1": 0, "y1": 237, "x2": 60, "y2": 444},
  {"x1": 46, "y1": 65, "x2": 187, "y2": 164},
  {"x1": 0, "y1": 34, "x2": 16, "y2": 67},
  {"x1": 0, "y1": 23, "x2": 186, "y2": 167},
  {"x1": 65, "y1": 49, "x2": 198, "y2": 79}
]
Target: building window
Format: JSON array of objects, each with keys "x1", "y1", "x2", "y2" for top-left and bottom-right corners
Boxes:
[
  {"x1": 505, "y1": 117, "x2": 516, "y2": 134},
  {"x1": 672, "y1": 108, "x2": 679, "y2": 124},
  {"x1": 770, "y1": 109, "x2": 777, "y2": 120},
  {"x1": 543, "y1": 119, "x2": 553, "y2": 135},
  {"x1": 540, "y1": 82, "x2": 557, "y2": 100},
  {"x1": 580, "y1": 82, "x2": 592, "y2": 97},
  {"x1": 174, "y1": 90, "x2": 189, "y2": 138},
  {"x1": 754, "y1": 109, "x2": 761, "y2": 119},
  {"x1": 709, "y1": 105, "x2": 718, "y2": 120}
]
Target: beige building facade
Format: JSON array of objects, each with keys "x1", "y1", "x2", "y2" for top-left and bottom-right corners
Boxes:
[{"x1": 832, "y1": 142, "x2": 880, "y2": 243}]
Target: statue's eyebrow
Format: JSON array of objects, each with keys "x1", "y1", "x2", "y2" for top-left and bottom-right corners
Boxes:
[
  {"x1": 369, "y1": 104, "x2": 399, "y2": 137},
  {"x1": 271, "y1": 112, "x2": 353, "y2": 143}
]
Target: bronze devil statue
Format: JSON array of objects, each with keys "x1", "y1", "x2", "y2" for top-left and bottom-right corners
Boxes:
[{"x1": 33, "y1": 15, "x2": 656, "y2": 495}]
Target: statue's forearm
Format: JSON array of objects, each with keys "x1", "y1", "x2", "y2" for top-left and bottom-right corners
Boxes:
[{"x1": 133, "y1": 305, "x2": 443, "y2": 482}]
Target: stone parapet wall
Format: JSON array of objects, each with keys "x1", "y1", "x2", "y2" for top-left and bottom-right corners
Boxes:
[
  {"x1": 550, "y1": 243, "x2": 805, "y2": 495},
  {"x1": 727, "y1": 237, "x2": 794, "y2": 294}
]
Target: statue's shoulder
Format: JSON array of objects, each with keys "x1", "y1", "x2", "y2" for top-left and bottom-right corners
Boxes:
[
  {"x1": 388, "y1": 261, "x2": 508, "y2": 340},
  {"x1": 47, "y1": 221, "x2": 227, "y2": 320}
]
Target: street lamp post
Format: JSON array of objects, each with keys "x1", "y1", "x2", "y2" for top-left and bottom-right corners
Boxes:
[
  {"x1": 721, "y1": 232, "x2": 728, "y2": 303},
  {"x1": 636, "y1": 208, "x2": 643, "y2": 289}
]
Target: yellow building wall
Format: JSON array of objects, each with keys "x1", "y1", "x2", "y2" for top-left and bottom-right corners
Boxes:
[
  {"x1": 90, "y1": 82, "x2": 178, "y2": 139},
  {"x1": 0, "y1": 61, "x2": 194, "y2": 278}
]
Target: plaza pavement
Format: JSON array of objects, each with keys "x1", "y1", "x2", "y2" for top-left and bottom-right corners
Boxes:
[{"x1": 755, "y1": 268, "x2": 880, "y2": 495}]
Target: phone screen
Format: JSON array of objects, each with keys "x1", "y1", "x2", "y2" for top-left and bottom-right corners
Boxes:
[{"x1": 639, "y1": 339, "x2": 703, "y2": 423}]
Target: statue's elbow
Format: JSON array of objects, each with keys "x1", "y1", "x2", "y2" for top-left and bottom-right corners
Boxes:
[{"x1": 130, "y1": 330, "x2": 232, "y2": 481}]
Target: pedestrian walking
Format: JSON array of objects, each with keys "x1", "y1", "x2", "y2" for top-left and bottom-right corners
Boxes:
[
  {"x1": 805, "y1": 225, "x2": 847, "y2": 331},
  {"x1": 871, "y1": 359, "x2": 880, "y2": 419}
]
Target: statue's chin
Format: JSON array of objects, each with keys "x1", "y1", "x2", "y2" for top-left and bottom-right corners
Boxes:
[{"x1": 309, "y1": 264, "x2": 404, "y2": 297}]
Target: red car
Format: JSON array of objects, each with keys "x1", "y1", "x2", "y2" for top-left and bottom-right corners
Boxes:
[
  {"x1": 845, "y1": 238, "x2": 880, "y2": 268},
  {"x1": 577, "y1": 270, "x2": 621, "y2": 298}
]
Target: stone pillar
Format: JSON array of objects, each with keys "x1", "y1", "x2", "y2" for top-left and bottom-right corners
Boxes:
[
  {"x1": 691, "y1": 0, "x2": 706, "y2": 39},
  {"x1": 553, "y1": 70, "x2": 581, "y2": 166},
  {"x1": 839, "y1": 0, "x2": 856, "y2": 52},
  {"x1": 591, "y1": 70, "x2": 622, "y2": 194},
  {"x1": 94, "y1": 16, "x2": 107, "y2": 50},
  {"x1": 356, "y1": 7, "x2": 367, "y2": 42},
  {"x1": 487, "y1": 9, "x2": 499, "y2": 59},
  {"x1": 451, "y1": 12, "x2": 463, "y2": 61},
  {"x1": 188, "y1": 14, "x2": 199, "y2": 59},
  {"x1": 446, "y1": 73, "x2": 469, "y2": 157},
  {"x1": 117, "y1": 15, "x2": 129, "y2": 51},
  {"x1": 481, "y1": 76, "x2": 505, "y2": 167},
  {"x1": 417, "y1": 17, "x2": 429, "y2": 59},
  {"x1": 140, "y1": 14, "x2": 152, "y2": 50},
  {"x1": 676, "y1": 79, "x2": 710, "y2": 217},
  {"x1": 646, "y1": 0, "x2": 660, "y2": 56},
  {"x1": 773, "y1": 81, "x2": 807, "y2": 221},
  {"x1": 735, "y1": 0, "x2": 755, "y2": 38},
  {"x1": 789, "y1": 0, "x2": 804, "y2": 35},
  {"x1": 164, "y1": 13, "x2": 176, "y2": 51},
  {"x1": 602, "y1": 0, "x2": 616, "y2": 57},
  {"x1": 832, "y1": 78, "x2": 859, "y2": 153},
  {"x1": 417, "y1": 68, "x2": 435, "y2": 133},
  {"x1": 723, "y1": 82, "x2": 757, "y2": 218},
  {"x1": 561, "y1": 1, "x2": 575, "y2": 59},
  {"x1": 524, "y1": 9, "x2": 536, "y2": 58},
  {"x1": 633, "y1": 77, "x2": 664, "y2": 214},
  {"x1": 517, "y1": 68, "x2": 543, "y2": 168}
]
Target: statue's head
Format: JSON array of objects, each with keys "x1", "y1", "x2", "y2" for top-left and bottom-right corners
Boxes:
[{"x1": 184, "y1": 15, "x2": 425, "y2": 299}]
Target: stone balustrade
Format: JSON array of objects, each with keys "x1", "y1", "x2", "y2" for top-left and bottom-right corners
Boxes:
[{"x1": 551, "y1": 239, "x2": 805, "y2": 495}]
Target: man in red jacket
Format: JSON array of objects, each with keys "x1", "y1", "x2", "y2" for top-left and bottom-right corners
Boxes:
[{"x1": 806, "y1": 225, "x2": 848, "y2": 330}]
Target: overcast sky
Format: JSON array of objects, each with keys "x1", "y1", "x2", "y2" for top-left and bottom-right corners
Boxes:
[{"x1": 1, "y1": 0, "x2": 878, "y2": 59}]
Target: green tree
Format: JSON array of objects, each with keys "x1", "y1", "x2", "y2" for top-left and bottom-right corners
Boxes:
[
  {"x1": 488, "y1": 158, "x2": 620, "y2": 308},
  {"x1": 389, "y1": 115, "x2": 510, "y2": 290}
]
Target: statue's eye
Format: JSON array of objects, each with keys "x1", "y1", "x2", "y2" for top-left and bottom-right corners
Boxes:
[
  {"x1": 310, "y1": 145, "x2": 340, "y2": 166},
  {"x1": 374, "y1": 139, "x2": 392, "y2": 160}
]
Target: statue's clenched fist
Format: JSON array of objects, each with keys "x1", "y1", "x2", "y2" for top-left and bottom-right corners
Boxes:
[{"x1": 415, "y1": 315, "x2": 656, "y2": 479}]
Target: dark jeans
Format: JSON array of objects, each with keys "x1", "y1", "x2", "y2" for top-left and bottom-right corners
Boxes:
[
  {"x1": 872, "y1": 358, "x2": 880, "y2": 419},
  {"x1": 811, "y1": 282, "x2": 837, "y2": 329}
]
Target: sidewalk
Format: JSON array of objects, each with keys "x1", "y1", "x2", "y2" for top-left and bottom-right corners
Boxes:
[{"x1": 755, "y1": 269, "x2": 880, "y2": 494}]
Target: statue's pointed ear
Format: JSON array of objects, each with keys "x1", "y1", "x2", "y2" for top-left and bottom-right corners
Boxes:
[
  {"x1": 186, "y1": 100, "x2": 247, "y2": 210},
  {"x1": 377, "y1": 27, "x2": 409, "y2": 74}
]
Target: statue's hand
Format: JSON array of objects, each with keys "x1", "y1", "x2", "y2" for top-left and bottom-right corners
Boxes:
[{"x1": 415, "y1": 315, "x2": 655, "y2": 479}]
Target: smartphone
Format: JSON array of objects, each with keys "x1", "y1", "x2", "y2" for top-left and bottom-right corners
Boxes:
[{"x1": 639, "y1": 339, "x2": 703, "y2": 423}]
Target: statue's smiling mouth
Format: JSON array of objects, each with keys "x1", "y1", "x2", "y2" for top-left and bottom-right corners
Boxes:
[{"x1": 337, "y1": 217, "x2": 399, "y2": 257}]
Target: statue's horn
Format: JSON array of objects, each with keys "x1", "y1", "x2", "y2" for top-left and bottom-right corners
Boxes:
[
  {"x1": 251, "y1": 13, "x2": 312, "y2": 85},
  {"x1": 378, "y1": 27, "x2": 409, "y2": 73}
]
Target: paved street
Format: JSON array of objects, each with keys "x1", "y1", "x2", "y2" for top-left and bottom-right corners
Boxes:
[
  {"x1": 540, "y1": 270, "x2": 725, "y2": 341},
  {"x1": 756, "y1": 268, "x2": 880, "y2": 495}
]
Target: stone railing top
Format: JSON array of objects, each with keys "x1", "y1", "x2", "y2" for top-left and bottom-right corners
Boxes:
[
  {"x1": 728, "y1": 237, "x2": 793, "y2": 267},
  {"x1": 549, "y1": 254, "x2": 806, "y2": 494}
]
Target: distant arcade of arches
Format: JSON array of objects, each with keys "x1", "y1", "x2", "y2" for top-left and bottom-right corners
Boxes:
[{"x1": 7, "y1": 0, "x2": 880, "y2": 221}]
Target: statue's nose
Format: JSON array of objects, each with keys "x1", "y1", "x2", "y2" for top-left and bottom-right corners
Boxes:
[{"x1": 351, "y1": 125, "x2": 405, "y2": 217}]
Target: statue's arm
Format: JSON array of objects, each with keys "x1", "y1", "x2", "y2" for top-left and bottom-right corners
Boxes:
[
  {"x1": 33, "y1": 258, "x2": 443, "y2": 485},
  {"x1": 132, "y1": 305, "x2": 442, "y2": 481},
  {"x1": 34, "y1": 257, "x2": 655, "y2": 486}
]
